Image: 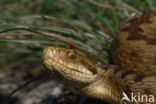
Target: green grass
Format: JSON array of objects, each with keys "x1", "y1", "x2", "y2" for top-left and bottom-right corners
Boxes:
[{"x1": 0, "y1": 0, "x2": 156, "y2": 68}]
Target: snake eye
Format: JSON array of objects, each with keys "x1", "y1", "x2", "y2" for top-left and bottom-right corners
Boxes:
[{"x1": 65, "y1": 50, "x2": 76, "y2": 59}]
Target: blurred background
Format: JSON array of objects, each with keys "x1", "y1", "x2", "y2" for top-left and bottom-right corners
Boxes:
[{"x1": 0, "y1": 0, "x2": 156, "y2": 104}]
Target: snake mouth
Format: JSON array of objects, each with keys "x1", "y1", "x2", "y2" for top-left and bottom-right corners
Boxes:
[{"x1": 43, "y1": 47, "x2": 98, "y2": 83}]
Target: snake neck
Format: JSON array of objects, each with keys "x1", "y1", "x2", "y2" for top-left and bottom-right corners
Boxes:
[
  {"x1": 82, "y1": 65, "x2": 156, "y2": 104},
  {"x1": 82, "y1": 65, "x2": 123, "y2": 103}
]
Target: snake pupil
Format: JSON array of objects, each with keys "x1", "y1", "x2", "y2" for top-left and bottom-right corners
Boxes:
[{"x1": 68, "y1": 51, "x2": 76, "y2": 59}]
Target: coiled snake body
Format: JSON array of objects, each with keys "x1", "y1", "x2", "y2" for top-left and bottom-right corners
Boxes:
[{"x1": 43, "y1": 12, "x2": 156, "y2": 104}]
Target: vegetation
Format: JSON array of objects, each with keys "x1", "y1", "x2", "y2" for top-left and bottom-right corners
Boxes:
[{"x1": 0, "y1": 0, "x2": 155, "y2": 104}]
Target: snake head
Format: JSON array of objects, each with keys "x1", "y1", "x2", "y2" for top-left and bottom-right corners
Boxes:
[{"x1": 42, "y1": 46, "x2": 97, "y2": 84}]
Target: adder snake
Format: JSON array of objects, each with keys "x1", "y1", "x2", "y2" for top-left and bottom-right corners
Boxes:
[{"x1": 43, "y1": 12, "x2": 156, "y2": 104}]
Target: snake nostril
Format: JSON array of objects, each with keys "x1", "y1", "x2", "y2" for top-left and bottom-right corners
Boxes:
[{"x1": 43, "y1": 47, "x2": 57, "y2": 62}]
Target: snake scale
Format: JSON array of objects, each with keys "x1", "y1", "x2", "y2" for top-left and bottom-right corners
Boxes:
[{"x1": 42, "y1": 12, "x2": 156, "y2": 104}]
